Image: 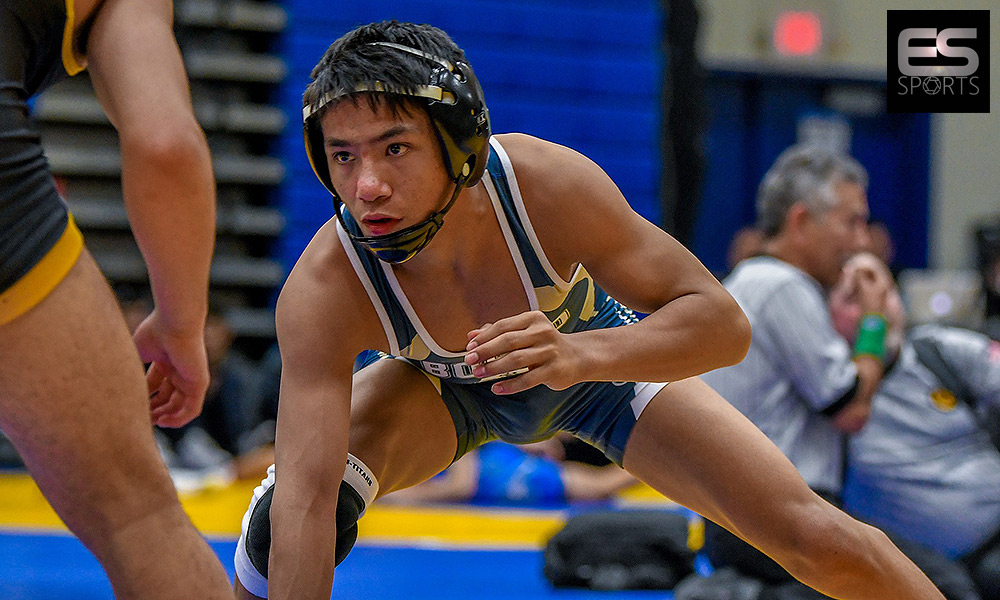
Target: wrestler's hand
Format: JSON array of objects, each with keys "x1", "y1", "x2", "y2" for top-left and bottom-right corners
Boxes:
[
  {"x1": 464, "y1": 311, "x2": 583, "y2": 395},
  {"x1": 132, "y1": 310, "x2": 210, "y2": 427}
]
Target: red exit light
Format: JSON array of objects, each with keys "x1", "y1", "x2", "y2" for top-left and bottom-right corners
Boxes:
[{"x1": 774, "y1": 11, "x2": 823, "y2": 56}]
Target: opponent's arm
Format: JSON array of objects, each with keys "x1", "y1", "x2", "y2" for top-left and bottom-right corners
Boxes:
[
  {"x1": 86, "y1": 0, "x2": 215, "y2": 426},
  {"x1": 467, "y1": 135, "x2": 750, "y2": 392},
  {"x1": 267, "y1": 253, "x2": 361, "y2": 600}
]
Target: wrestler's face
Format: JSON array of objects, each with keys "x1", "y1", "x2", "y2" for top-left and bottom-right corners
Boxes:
[{"x1": 320, "y1": 97, "x2": 452, "y2": 237}]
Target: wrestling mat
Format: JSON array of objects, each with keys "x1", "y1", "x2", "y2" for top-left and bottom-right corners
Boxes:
[{"x1": 0, "y1": 473, "x2": 685, "y2": 599}]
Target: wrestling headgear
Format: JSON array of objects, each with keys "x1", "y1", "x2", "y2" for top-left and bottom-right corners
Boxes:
[{"x1": 303, "y1": 41, "x2": 491, "y2": 264}]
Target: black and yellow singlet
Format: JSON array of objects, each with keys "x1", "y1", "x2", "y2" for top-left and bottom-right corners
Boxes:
[{"x1": 0, "y1": 0, "x2": 87, "y2": 325}]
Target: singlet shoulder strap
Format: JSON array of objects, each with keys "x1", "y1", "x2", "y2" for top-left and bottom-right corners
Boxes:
[
  {"x1": 485, "y1": 137, "x2": 571, "y2": 290},
  {"x1": 335, "y1": 216, "x2": 414, "y2": 356}
]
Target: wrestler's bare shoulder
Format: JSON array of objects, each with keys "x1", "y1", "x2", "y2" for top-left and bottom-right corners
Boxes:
[
  {"x1": 276, "y1": 219, "x2": 387, "y2": 357},
  {"x1": 491, "y1": 132, "x2": 630, "y2": 274},
  {"x1": 493, "y1": 133, "x2": 599, "y2": 193}
]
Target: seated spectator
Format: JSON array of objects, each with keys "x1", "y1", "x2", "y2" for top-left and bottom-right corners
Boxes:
[
  {"x1": 832, "y1": 253, "x2": 1000, "y2": 600},
  {"x1": 700, "y1": 144, "x2": 978, "y2": 600},
  {"x1": 381, "y1": 435, "x2": 636, "y2": 507}
]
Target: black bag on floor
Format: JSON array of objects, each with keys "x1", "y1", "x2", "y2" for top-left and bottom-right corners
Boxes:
[
  {"x1": 673, "y1": 569, "x2": 764, "y2": 600},
  {"x1": 543, "y1": 509, "x2": 695, "y2": 590}
]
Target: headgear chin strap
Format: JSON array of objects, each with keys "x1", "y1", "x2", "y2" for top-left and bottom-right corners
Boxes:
[
  {"x1": 333, "y1": 179, "x2": 464, "y2": 264},
  {"x1": 303, "y1": 41, "x2": 490, "y2": 264}
]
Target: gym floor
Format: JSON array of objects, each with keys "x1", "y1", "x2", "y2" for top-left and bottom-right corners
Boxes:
[{"x1": 0, "y1": 473, "x2": 681, "y2": 599}]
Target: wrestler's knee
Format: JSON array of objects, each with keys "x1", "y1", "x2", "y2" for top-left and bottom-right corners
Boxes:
[
  {"x1": 235, "y1": 455, "x2": 379, "y2": 597},
  {"x1": 773, "y1": 498, "x2": 865, "y2": 583}
]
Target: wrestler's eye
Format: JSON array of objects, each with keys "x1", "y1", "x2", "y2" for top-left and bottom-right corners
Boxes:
[
  {"x1": 331, "y1": 151, "x2": 353, "y2": 164},
  {"x1": 387, "y1": 143, "x2": 408, "y2": 156}
]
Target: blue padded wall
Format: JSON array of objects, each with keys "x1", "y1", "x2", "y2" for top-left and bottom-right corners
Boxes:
[
  {"x1": 693, "y1": 70, "x2": 931, "y2": 276},
  {"x1": 274, "y1": 1, "x2": 664, "y2": 272}
]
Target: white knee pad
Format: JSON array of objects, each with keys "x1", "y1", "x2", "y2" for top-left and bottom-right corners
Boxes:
[
  {"x1": 234, "y1": 455, "x2": 379, "y2": 598},
  {"x1": 343, "y1": 453, "x2": 379, "y2": 516}
]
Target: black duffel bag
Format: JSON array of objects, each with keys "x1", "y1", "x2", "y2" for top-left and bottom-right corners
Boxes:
[{"x1": 543, "y1": 509, "x2": 696, "y2": 590}]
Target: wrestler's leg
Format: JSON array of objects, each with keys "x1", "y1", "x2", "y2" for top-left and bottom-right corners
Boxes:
[
  {"x1": 621, "y1": 376, "x2": 942, "y2": 600},
  {"x1": 0, "y1": 251, "x2": 232, "y2": 600},
  {"x1": 235, "y1": 356, "x2": 460, "y2": 599},
  {"x1": 347, "y1": 357, "x2": 460, "y2": 496}
]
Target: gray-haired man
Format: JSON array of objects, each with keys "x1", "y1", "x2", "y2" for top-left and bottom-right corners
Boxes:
[{"x1": 701, "y1": 144, "x2": 891, "y2": 577}]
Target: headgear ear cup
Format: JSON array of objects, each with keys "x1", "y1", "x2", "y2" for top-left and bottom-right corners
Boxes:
[{"x1": 423, "y1": 57, "x2": 490, "y2": 185}]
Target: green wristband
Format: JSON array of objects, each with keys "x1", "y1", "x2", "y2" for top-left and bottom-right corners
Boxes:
[{"x1": 853, "y1": 313, "x2": 887, "y2": 362}]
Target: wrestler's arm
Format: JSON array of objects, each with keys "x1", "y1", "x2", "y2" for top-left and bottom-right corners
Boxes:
[
  {"x1": 467, "y1": 134, "x2": 750, "y2": 391},
  {"x1": 86, "y1": 0, "x2": 215, "y2": 425},
  {"x1": 267, "y1": 234, "x2": 366, "y2": 600}
]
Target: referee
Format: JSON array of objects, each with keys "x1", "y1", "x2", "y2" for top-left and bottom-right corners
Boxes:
[{"x1": 700, "y1": 144, "x2": 889, "y2": 579}]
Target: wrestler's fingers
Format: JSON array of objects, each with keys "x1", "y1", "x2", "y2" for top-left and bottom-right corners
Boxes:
[
  {"x1": 489, "y1": 366, "x2": 543, "y2": 395},
  {"x1": 148, "y1": 369, "x2": 176, "y2": 412},
  {"x1": 465, "y1": 329, "x2": 534, "y2": 366},
  {"x1": 145, "y1": 361, "x2": 170, "y2": 395},
  {"x1": 151, "y1": 389, "x2": 191, "y2": 428},
  {"x1": 472, "y1": 347, "x2": 536, "y2": 379},
  {"x1": 467, "y1": 312, "x2": 542, "y2": 350},
  {"x1": 467, "y1": 323, "x2": 492, "y2": 341},
  {"x1": 149, "y1": 384, "x2": 175, "y2": 413},
  {"x1": 155, "y1": 402, "x2": 200, "y2": 428}
]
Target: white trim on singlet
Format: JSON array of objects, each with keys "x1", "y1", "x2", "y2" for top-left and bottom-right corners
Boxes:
[
  {"x1": 482, "y1": 169, "x2": 540, "y2": 312},
  {"x1": 631, "y1": 381, "x2": 667, "y2": 419},
  {"x1": 488, "y1": 137, "x2": 573, "y2": 289},
  {"x1": 378, "y1": 259, "x2": 464, "y2": 358},
  {"x1": 336, "y1": 221, "x2": 401, "y2": 355}
]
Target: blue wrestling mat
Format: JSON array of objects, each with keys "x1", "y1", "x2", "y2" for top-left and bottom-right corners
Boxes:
[
  {"x1": 0, "y1": 530, "x2": 674, "y2": 600},
  {"x1": 0, "y1": 472, "x2": 686, "y2": 598}
]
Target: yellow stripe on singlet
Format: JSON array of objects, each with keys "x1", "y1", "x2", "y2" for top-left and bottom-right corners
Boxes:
[
  {"x1": 0, "y1": 215, "x2": 84, "y2": 327},
  {"x1": 61, "y1": 0, "x2": 86, "y2": 76}
]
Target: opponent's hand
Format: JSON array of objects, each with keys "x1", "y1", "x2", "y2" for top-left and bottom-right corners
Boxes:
[
  {"x1": 464, "y1": 311, "x2": 583, "y2": 395},
  {"x1": 132, "y1": 310, "x2": 210, "y2": 427}
]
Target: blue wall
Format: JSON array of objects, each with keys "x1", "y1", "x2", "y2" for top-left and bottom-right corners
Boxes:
[
  {"x1": 692, "y1": 69, "x2": 932, "y2": 276},
  {"x1": 274, "y1": 1, "x2": 664, "y2": 271},
  {"x1": 272, "y1": 3, "x2": 932, "y2": 282}
]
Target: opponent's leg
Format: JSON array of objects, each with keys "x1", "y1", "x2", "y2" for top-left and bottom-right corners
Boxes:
[
  {"x1": 0, "y1": 251, "x2": 232, "y2": 600},
  {"x1": 621, "y1": 376, "x2": 944, "y2": 600},
  {"x1": 235, "y1": 356, "x2": 460, "y2": 598}
]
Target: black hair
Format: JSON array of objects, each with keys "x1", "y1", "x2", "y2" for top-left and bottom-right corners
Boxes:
[{"x1": 304, "y1": 20, "x2": 468, "y2": 119}]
